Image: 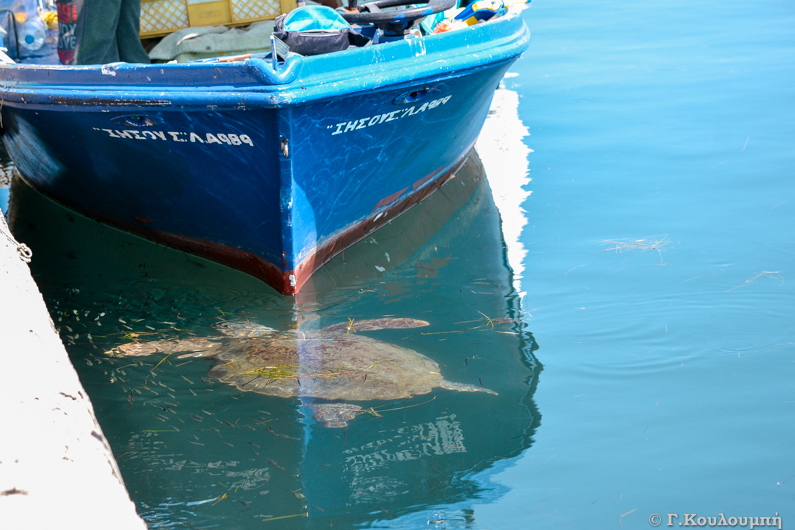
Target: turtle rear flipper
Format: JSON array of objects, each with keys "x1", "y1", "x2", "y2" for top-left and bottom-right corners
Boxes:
[
  {"x1": 321, "y1": 318, "x2": 429, "y2": 334},
  {"x1": 439, "y1": 379, "x2": 498, "y2": 396},
  {"x1": 307, "y1": 403, "x2": 363, "y2": 428}
]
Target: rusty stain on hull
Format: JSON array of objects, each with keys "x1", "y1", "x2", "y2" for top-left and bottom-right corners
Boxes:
[
  {"x1": 48, "y1": 95, "x2": 173, "y2": 106},
  {"x1": 16, "y1": 153, "x2": 469, "y2": 295}
]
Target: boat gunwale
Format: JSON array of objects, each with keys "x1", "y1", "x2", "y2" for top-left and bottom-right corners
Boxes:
[
  {"x1": 0, "y1": 13, "x2": 529, "y2": 105},
  {"x1": 0, "y1": 57, "x2": 518, "y2": 112}
]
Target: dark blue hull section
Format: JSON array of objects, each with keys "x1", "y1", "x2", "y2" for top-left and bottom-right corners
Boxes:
[{"x1": 0, "y1": 15, "x2": 530, "y2": 293}]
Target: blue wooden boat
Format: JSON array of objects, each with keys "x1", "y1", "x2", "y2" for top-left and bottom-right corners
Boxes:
[{"x1": 0, "y1": 3, "x2": 529, "y2": 294}]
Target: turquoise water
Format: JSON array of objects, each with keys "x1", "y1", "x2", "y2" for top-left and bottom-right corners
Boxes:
[
  {"x1": 474, "y1": 0, "x2": 794, "y2": 526},
  {"x1": 6, "y1": 0, "x2": 795, "y2": 527}
]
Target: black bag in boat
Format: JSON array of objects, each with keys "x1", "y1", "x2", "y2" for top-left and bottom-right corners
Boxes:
[{"x1": 273, "y1": 6, "x2": 371, "y2": 56}]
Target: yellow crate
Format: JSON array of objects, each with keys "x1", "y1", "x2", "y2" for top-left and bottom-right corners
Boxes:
[{"x1": 141, "y1": 0, "x2": 297, "y2": 38}]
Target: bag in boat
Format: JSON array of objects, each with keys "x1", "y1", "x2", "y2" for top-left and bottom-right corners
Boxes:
[{"x1": 273, "y1": 5, "x2": 370, "y2": 56}]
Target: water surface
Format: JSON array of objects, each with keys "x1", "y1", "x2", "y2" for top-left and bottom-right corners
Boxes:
[{"x1": 466, "y1": 0, "x2": 795, "y2": 527}]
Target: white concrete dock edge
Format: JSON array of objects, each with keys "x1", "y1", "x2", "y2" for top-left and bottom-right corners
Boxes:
[{"x1": 0, "y1": 211, "x2": 146, "y2": 529}]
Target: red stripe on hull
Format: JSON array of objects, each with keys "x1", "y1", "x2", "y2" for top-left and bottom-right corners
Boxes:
[{"x1": 18, "y1": 149, "x2": 471, "y2": 295}]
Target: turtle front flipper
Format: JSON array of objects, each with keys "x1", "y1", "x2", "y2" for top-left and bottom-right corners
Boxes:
[
  {"x1": 106, "y1": 338, "x2": 221, "y2": 358},
  {"x1": 439, "y1": 379, "x2": 498, "y2": 396},
  {"x1": 307, "y1": 403, "x2": 363, "y2": 428},
  {"x1": 214, "y1": 321, "x2": 275, "y2": 338},
  {"x1": 321, "y1": 318, "x2": 429, "y2": 334}
]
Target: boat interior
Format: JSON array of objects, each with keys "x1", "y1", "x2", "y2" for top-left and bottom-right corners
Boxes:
[{"x1": 0, "y1": 0, "x2": 527, "y2": 66}]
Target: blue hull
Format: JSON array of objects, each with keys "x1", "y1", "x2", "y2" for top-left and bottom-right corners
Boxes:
[{"x1": 0, "y1": 14, "x2": 529, "y2": 293}]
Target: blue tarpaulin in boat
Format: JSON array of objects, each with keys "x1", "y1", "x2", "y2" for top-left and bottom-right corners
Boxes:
[
  {"x1": 274, "y1": 5, "x2": 370, "y2": 56},
  {"x1": 281, "y1": 5, "x2": 352, "y2": 32}
]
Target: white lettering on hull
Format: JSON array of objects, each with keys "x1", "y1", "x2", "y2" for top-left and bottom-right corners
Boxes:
[
  {"x1": 94, "y1": 128, "x2": 254, "y2": 146},
  {"x1": 328, "y1": 95, "x2": 453, "y2": 136}
]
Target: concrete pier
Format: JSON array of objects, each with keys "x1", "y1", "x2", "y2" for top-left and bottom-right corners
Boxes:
[{"x1": 0, "y1": 211, "x2": 145, "y2": 529}]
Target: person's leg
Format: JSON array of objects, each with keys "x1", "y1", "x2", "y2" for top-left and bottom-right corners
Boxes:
[
  {"x1": 72, "y1": 0, "x2": 123, "y2": 64},
  {"x1": 116, "y1": 0, "x2": 150, "y2": 63}
]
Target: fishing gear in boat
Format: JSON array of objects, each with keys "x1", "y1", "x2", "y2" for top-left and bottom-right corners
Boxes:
[{"x1": 341, "y1": 0, "x2": 457, "y2": 39}]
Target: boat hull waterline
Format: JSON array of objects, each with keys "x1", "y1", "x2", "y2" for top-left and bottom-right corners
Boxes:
[{"x1": 0, "y1": 14, "x2": 530, "y2": 294}]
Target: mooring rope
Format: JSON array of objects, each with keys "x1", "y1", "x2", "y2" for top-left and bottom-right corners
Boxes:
[{"x1": 0, "y1": 208, "x2": 32, "y2": 263}]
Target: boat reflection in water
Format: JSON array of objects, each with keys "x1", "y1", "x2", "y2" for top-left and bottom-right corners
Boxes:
[{"x1": 8, "y1": 150, "x2": 542, "y2": 528}]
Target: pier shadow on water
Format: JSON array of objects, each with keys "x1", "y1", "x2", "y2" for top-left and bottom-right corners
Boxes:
[{"x1": 8, "y1": 151, "x2": 541, "y2": 528}]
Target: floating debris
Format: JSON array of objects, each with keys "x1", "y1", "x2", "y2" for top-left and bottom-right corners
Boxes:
[
  {"x1": 727, "y1": 270, "x2": 784, "y2": 292},
  {"x1": 602, "y1": 235, "x2": 668, "y2": 262},
  {"x1": 212, "y1": 493, "x2": 227, "y2": 506},
  {"x1": 261, "y1": 513, "x2": 307, "y2": 523}
]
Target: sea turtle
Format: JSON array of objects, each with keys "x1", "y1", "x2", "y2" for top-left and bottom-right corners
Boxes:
[{"x1": 107, "y1": 318, "x2": 497, "y2": 427}]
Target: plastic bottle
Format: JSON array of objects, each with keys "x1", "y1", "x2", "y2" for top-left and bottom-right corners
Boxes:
[{"x1": 19, "y1": 14, "x2": 46, "y2": 52}]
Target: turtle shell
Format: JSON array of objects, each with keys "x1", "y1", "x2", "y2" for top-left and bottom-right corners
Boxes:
[{"x1": 208, "y1": 333, "x2": 444, "y2": 401}]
